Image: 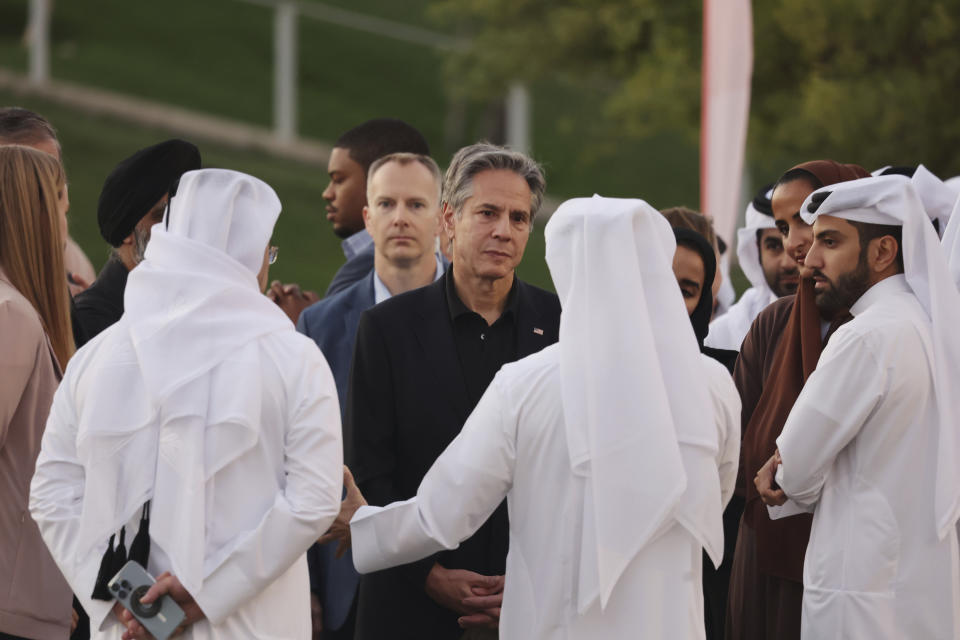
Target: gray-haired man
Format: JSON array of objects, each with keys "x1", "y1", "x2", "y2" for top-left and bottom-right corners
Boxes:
[{"x1": 344, "y1": 143, "x2": 561, "y2": 640}]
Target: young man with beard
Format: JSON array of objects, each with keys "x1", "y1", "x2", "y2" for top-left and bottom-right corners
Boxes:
[
  {"x1": 725, "y1": 160, "x2": 870, "y2": 640},
  {"x1": 72, "y1": 139, "x2": 200, "y2": 346},
  {"x1": 705, "y1": 185, "x2": 800, "y2": 351},
  {"x1": 755, "y1": 176, "x2": 960, "y2": 638}
]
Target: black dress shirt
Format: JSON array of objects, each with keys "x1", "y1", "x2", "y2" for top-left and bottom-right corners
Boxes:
[
  {"x1": 346, "y1": 271, "x2": 561, "y2": 640},
  {"x1": 445, "y1": 270, "x2": 520, "y2": 406}
]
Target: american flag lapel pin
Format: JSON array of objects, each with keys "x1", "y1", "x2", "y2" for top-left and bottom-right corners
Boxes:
[{"x1": 533, "y1": 327, "x2": 544, "y2": 335}]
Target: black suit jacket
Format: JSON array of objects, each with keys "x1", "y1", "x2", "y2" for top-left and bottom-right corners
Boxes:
[
  {"x1": 73, "y1": 257, "x2": 128, "y2": 348},
  {"x1": 346, "y1": 274, "x2": 560, "y2": 640}
]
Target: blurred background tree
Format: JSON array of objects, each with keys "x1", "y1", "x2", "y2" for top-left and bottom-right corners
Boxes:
[
  {"x1": 429, "y1": 0, "x2": 960, "y2": 178},
  {"x1": 3, "y1": 0, "x2": 957, "y2": 293}
]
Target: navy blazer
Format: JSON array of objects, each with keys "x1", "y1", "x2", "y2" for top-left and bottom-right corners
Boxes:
[
  {"x1": 297, "y1": 272, "x2": 375, "y2": 631},
  {"x1": 299, "y1": 271, "x2": 376, "y2": 410},
  {"x1": 325, "y1": 243, "x2": 375, "y2": 297}
]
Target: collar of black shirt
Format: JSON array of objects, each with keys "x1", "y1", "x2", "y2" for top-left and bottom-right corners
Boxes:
[{"x1": 444, "y1": 267, "x2": 520, "y2": 325}]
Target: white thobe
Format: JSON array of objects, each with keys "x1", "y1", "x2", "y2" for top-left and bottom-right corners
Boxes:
[
  {"x1": 349, "y1": 344, "x2": 740, "y2": 639},
  {"x1": 30, "y1": 333, "x2": 343, "y2": 639},
  {"x1": 774, "y1": 275, "x2": 960, "y2": 639},
  {"x1": 704, "y1": 286, "x2": 776, "y2": 351}
]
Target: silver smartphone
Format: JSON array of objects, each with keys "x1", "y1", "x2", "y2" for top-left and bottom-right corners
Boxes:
[{"x1": 108, "y1": 560, "x2": 186, "y2": 640}]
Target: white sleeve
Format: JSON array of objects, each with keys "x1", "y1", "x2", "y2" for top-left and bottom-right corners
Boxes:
[
  {"x1": 30, "y1": 379, "x2": 118, "y2": 634},
  {"x1": 350, "y1": 377, "x2": 516, "y2": 575},
  {"x1": 766, "y1": 498, "x2": 814, "y2": 520},
  {"x1": 775, "y1": 329, "x2": 885, "y2": 507},
  {"x1": 704, "y1": 307, "x2": 743, "y2": 351},
  {"x1": 193, "y1": 355, "x2": 343, "y2": 624},
  {"x1": 708, "y1": 363, "x2": 742, "y2": 510}
]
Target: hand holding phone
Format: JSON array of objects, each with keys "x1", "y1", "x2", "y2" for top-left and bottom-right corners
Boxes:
[{"x1": 109, "y1": 561, "x2": 186, "y2": 640}]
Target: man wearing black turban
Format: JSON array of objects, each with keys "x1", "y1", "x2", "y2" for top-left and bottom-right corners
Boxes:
[{"x1": 73, "y1": 139, "x2": 200, "y2": 347}]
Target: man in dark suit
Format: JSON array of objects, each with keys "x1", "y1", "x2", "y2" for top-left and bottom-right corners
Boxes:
[
  {"x1": 268, "y1": 119, "x2": 431, "y2": 325},
  {"x1": 298, "y1": 152, "x2": 446, "y2": 639},
  {"x1": 346, "y1": 142, "x2": 561, "y2": 639}
]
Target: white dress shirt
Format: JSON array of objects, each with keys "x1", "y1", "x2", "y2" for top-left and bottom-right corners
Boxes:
[{"x1": 372, "y1": 256, "x2": 445, "y2": 305}]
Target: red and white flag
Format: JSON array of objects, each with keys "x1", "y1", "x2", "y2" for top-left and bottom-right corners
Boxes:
[{"x1": 700, "y1": 0, "x2": 754, "y2": 247}]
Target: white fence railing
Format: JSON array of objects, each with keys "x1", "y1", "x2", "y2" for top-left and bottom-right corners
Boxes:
[{"x1": 23, "y1": 0, "x2": 532, "y2": 154}]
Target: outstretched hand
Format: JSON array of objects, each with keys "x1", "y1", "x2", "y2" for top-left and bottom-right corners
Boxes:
[
  {"x1": 318, "y1": 466, "x2": 367, "y2": 558},
  {"x1": 755, "y1": 450, "x2": 787, "y2": 506}
]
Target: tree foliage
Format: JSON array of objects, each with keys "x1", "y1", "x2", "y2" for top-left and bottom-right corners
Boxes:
[{"x1": 429, "y1": 0, "x2": 960, "y2": 177}]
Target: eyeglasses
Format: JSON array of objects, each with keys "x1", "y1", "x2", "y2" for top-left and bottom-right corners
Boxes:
[{"x1": 268, "y1": 246, "x2": 279, "y2": 265}]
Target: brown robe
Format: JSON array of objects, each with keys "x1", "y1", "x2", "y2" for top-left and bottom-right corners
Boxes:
[
  {"x1": 0, "y1": 273, "x2": 73, "y2": 638},
  {"x1": 725, "y1": 290, "x2": 808, "y2": 639},
  {"x1": 725, "y1": 159, "x2": 868, "y2": 640}
]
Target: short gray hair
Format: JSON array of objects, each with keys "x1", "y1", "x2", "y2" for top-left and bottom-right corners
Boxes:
[
  {"x1": 367, "y1": 152, "x2": 442, "y2": 202},
  {"x1": 442, "y1": 142, "x2": 545, "y2": 220}
]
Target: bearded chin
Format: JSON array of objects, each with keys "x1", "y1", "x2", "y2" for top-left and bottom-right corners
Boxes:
[{"x1": 814, "y1": 256, "x2": 872, "y2": 315}]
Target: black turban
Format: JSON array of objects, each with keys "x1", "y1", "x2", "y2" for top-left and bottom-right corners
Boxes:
[{"x1": 97, "y1": 139, "x2": 201, "y2": 246}]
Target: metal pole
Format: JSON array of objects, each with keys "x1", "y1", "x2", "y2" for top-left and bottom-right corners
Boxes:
[
  {"x1": 274, "y1": 1, "x2": 298, "y2": 142},
  {"x1": 505, "y1": 82, "x2": 531, "y2": 155},
  {"x1": 28, "y1": 0, "x2": 51, "y2": 86}
]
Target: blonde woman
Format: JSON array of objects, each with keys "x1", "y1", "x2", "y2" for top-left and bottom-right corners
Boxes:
[{"x1": 0, "y1": 145, "x2": 74, "y2": 639}]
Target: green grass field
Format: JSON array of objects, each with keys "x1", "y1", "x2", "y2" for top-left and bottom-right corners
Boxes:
[
  {"x1": 0, "y1": 1, "x2": 704, "y2": 201},
  {"x1": 0, "y1": 87, "x2": 563, "y2": 292}
]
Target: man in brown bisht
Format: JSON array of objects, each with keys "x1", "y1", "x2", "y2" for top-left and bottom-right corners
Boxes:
[{"x1": 725, "y1": 160, "x2": 870, "y2": 640}]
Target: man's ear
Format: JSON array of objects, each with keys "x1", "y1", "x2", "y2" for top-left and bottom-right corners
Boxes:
[
  {"x1": 441, "y1": 202, "x2": 455, "y2": 239},
  {"x1": 871, "y1": 235, "x2": 900, "y2": 273},
  {"x1": 362, "y1": 205, "x2": 371, "y2": 231},
  {"x1": 121, "y1": 231, "x2": 136, "y2": 247},
  {"x1": 431, "y1": 206, "x2": 442, "y2": 239}
]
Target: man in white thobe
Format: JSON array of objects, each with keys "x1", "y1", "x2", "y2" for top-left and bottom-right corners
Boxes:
[
  {"x1": 322, "y1": 196, "x2": 741, "y2": 639},
  {"x1": 945, "y1": 197, "x2": 960, "y2": 287},
  {"x1": 756, "y1": 175, "x2": 960, "y2": 639},
  {"x1": 705, "y1": 184, "x2": 799, "y2": 351},
  {"x1": 30, "y1": 169, "x2": 343, "y2": 639}
]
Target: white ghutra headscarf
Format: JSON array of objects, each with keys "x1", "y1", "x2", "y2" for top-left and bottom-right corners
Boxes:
[
  {"x1": 736, "y1": 186, "x2": 777, "y2": 296},
  {"x1": 704, "y1": 186, "x2": 780, "y2": 350},
  {"x1": 545, "y1": 196, "x2": 723, "y2": 613},
  {"x1": 942, "y1": 196, "x2": 960, "y2": 289},
  {"x1": 73, "y1": 169, "x2": 292, "y2": 594}
]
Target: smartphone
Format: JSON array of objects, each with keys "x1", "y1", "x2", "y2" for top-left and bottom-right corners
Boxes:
[{"x1": 108, "y1": 560, "x2": 186, "y2": 640}]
